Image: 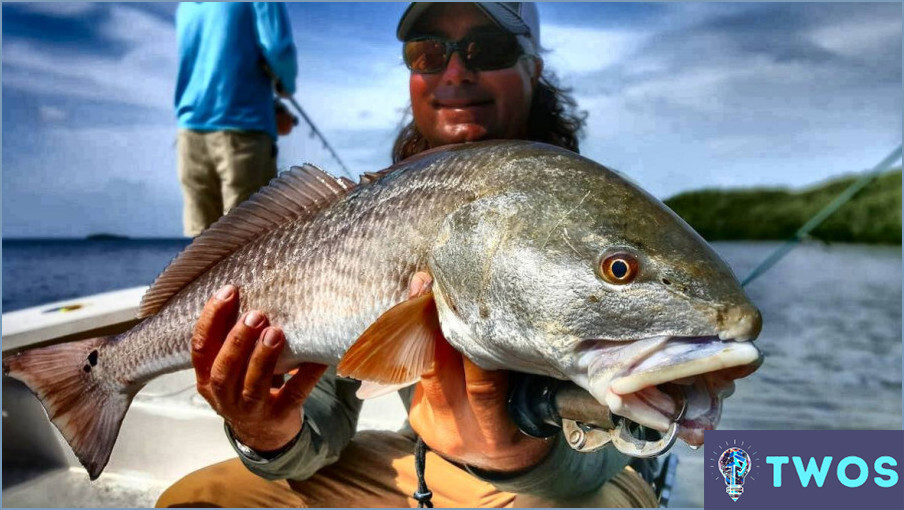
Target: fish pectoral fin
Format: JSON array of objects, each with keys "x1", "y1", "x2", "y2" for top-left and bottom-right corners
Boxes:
[
  {"x1": 356, "y1": 380, "x2": 419, "y2": 400},
  {"x1": 337, "y1": 292, "x2": 441, "y2": 385}
]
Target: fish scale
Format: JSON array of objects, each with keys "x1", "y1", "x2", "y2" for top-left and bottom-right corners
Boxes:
[{"x1": 111, "y1": 145, "x2": 488, "y2": 384}]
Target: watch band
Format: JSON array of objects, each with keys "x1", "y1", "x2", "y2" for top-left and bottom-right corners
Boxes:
[{"x1": 225, "y1": 422, "x2": 304, "y2": 464}]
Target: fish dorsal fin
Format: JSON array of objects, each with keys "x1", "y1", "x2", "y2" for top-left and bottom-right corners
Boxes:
[
  {"x1": 138, "y1": 164, "x2": 354, "y2": 318},
  {"x1": 337, "y1": 292, "x2": 441, "y2": 385}
]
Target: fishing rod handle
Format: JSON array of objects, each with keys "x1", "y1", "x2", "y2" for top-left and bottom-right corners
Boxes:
[
  {"x1": 507, "y1": 374, "x2": 614, "y2": 438},
  {"x1": 507, "y1": 374, "x2": 680, "y2": 457}
]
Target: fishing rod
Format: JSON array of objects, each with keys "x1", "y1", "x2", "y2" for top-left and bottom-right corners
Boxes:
[
  {"x1": 260, "y1": 61, "x2": 353, "y2": 179},
  {"x1": 741, "y1": 144, "x2": 902, "y2": 287}
]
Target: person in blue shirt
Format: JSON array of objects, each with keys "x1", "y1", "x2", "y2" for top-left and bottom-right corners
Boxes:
[{"x1": 175, "y1": 2, "x2": 297, "y2": 237}]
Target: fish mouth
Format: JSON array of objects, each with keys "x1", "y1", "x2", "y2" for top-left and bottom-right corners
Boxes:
[{"x1": 581, "y1": 336, "x2": 762, "y2": 447}]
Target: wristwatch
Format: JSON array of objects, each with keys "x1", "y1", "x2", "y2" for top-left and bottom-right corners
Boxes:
[{"x1": 225, "y1": 422, "x2": 303, "y2": 464}]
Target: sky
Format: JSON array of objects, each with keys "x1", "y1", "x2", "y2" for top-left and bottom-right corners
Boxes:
[{"x1": 2, "y1": 2, "x2": 901, "y2": 238}]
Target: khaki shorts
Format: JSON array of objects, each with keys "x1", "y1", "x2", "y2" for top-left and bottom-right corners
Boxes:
[
  {"x1": 155, "y1": 430, "x2": 659, "y2": 508},
  {"x1": 178, "y1": 129, "x2": 278, "y2": 237}
]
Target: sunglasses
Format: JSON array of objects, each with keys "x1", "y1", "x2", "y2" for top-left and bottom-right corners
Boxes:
[{"x1": 403, "y1": 33, "x2": 525, "y2": 74}]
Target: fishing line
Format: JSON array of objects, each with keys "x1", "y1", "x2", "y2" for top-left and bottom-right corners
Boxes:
[
  {"x1": 260, "y1": 61, "x2": 353, "y2": 179},
  {"x1": 741, "y1": 144, "x2": 902, "y2": 287},
  {"x1": 140, "y1": 384, "x2": 197, "y2": 399}
]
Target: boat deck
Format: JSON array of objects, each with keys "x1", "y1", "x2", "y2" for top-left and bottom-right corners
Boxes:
[{"x1": 3, "y1": 370, "x2": 408, "y2": 507}]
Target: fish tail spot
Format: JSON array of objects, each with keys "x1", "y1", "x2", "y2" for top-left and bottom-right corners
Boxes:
[{"x1": 2, "y1": 336, "x2": 138, "y2": 480}]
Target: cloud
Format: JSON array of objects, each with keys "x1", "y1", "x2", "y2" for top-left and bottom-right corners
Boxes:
[
  {"x1": 542, "y1": 25, "x2": 648, "y2": 75},
  {"x1": 552, "y1": 2, "x2": 902, "y2": 197},
  {"x1": 283, "y1": 13, "x2": 412, "y2": 171},
  {"x1": 38, "y1": 105, "x2": 67, "y2": 122},
  {"x1": 3, "y1": 124, "x2": 183, "y2": 237},
  {"x1": 807, "y1": 16, "x2": 902, "y2": 60},
  {"x1": 4, "y1": 184, "x2": 183, "y2": 238},
  {"x1": 2, "y1": 2, "x2": 901, "y2": 238},
  {"x1": 291, "y1": 28, "x2": 411, "y2": 133},
  {"x1": 278, "y1": 125, "x2": 400, "y2": 179},
  {"x1": 15, "y1": 2, "x2": 96, "y2": 17},
  {"x1": 293, "y1": 65, "x2": 410, "y2": 132},
  {"x1": 2, "y1": 4, "x2": 177, "y2": 112}
]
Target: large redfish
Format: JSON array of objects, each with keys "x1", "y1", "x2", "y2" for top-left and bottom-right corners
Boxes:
[{"x1": 3, "y1": 140, "x2": 762, "y2": 480}]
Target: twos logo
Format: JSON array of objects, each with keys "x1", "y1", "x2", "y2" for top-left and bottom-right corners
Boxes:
[
  {"x1": 717, "y1": 446, "x2": 752, "y2": 501},
  {"x1": 703, "y1": 431, "x2": 902, "y2": 509},
  {"x1": 710, "y1": 440, "x2": 762, "y2": 503}
]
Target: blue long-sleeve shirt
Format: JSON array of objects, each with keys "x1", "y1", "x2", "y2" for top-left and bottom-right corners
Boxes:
[{"x1": 175, "y1": 2, "x2": 297, "y2": 140}]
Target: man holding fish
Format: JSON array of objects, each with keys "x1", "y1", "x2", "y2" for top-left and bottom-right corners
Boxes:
[{"x1": 158, "y1": 3, "x2": 662, "y2": 507}]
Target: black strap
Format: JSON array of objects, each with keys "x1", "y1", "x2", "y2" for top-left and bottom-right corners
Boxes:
[{"x1": 413, "y1": 436, "x2": 434, "y2": 508}]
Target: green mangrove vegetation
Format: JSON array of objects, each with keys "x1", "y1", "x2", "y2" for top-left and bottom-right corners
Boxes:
[{"x1": 664, "y1": 169, "x2": 902, "y2": 244}]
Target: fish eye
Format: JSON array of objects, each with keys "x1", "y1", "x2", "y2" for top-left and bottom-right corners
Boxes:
[{"x1": 599, "y1": 253, "x2": 638, "y2": 285}]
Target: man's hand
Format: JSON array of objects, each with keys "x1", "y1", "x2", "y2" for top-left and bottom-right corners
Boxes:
[
  {"x1": 191, "y1": 285, "x2": 327, "y2": 452},
  {"x1": 406, "y1": 273, "x2": 553, "y2": 473}
]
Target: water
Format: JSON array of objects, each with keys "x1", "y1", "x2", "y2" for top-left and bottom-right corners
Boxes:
[
  {"x1": 2, "y1": 239, "x2": 901, "y2": 507},
  {"x1": 669, "y1": 241, "x2": 902, "y2": 508},
  {"x1": 2, "y1": 238, "x2": 189, "y2": 312}
]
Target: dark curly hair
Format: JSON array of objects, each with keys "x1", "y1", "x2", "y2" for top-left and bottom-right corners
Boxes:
[{"x1": 391, "y1": 69, "x2": 587, "y2": 163}]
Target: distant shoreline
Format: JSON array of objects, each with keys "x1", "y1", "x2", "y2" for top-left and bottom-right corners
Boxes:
[
  {"x1": 664, "y1": 169, "x2": 902, "y2": 245},
  {"x1": 85, "y1": 233, "x2": 131, "y2": 241},
  {"x1": 2, "y1": 237, "x2": 191, "y2": 242}
]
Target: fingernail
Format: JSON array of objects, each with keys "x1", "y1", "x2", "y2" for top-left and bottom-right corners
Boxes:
[
  {"x1": 244, "y1": 311, "x2": 265, "y2": 328},
  {"x1": 215, "y1": 285, "x2": 234, "y2": 301},
  {"x1": 263, "y1": 329, "x2": 281, "y2": 348}
]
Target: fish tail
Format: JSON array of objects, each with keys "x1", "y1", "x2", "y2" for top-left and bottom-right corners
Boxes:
[{"x1": 2, "y1": 336, "x2": 138, "y2": 480}]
